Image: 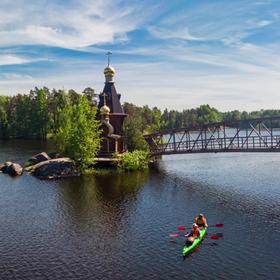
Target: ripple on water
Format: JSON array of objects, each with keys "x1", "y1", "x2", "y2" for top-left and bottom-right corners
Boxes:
[{"x1": 0, "y1": 143, "x2": 280, "y2": 279}]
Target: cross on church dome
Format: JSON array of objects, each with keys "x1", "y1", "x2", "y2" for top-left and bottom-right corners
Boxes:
[{"x1": 104, "y1": 51, "x2": 115, "y2": 82}]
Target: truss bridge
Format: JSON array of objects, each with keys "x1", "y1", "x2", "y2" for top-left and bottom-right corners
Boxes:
[{"x1": 144, "y1": 116, "x2": 280, "y2": 156}]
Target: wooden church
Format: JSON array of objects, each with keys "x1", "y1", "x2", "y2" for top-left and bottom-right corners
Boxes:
[{"x1": 97, "y1": 55, "x2": 127, "y2": 157}]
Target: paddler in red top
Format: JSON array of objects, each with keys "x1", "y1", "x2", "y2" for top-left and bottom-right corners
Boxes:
[
  {"x1": 194, "y1": 213, "x2": 208, "y2": 229},
  {"x1": 185, "y1": 223, "x2": 200, "y2": 246}
]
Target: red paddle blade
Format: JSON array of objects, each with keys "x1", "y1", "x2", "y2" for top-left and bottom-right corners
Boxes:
[
  {"x1": 177, "y1": 226, "x2": 186, "y2": 231},
  {"x1": 215, "y1": 223, "x2": 224, "y2": 227},
  {"x1": 210, "y1": 235, "x2": 220, "y2": 240},
  {"x1": 169, "y1": 233, "x2": 180, "y2": 237}
]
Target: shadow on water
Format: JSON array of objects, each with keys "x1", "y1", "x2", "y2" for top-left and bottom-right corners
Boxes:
[{"x1": 55, "y1": 170, "x2": 150, "y2": 234}]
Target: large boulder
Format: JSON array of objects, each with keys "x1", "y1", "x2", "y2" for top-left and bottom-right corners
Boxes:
[
  {"x1": 0, "y1": 162, "x2": 23, "y2": 176},
  {"x1": 29, "y1": 158, "x2": 80, "y2": 179},
  {"x1": 26, "y1": 152, "x2": 51, "y2": 167},
  {"x1": 0, "y1": 161, "x2": 12, "y2": 172}
]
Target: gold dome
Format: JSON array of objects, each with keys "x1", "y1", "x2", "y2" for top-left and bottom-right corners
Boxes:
[
  {"x1": 100, "y1": 105, "x2": 110, "y2": 115},
  {"x1": 104, "y1": 65, "x2": 115, "y2": 77}
]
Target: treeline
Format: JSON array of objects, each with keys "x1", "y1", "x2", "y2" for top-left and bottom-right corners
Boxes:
[
  {"x1": 0, "y1": 87, "x2": 96, "y2": 139},
  {"x1": 122, "y1": 103, "x2": 161, "y2": 151},
  {"x1": 161, "y1": 105, "x2": 280, "y2": 130},
  {"x1": 122, "y1": 103, "x2": 280, "y2": 151},
  {"x1": 123, "y1": 103, "x2": 280, "y2": 132},
  {"x1": 161, "y1": 104, "x2": 221, "y2": 129},
  {"x1": 1, "y1": 88, "x2": 280, "y2": 144},
  {"x1": 0, "y1": 87, "x2": 101, "y2": 169}
]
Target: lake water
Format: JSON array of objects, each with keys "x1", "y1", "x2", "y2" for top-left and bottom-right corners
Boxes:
[{"x1": 0, "y1": 141, "x2": 279, "y2": 279}]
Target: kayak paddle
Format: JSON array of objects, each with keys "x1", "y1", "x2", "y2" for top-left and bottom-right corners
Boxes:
[
  {"x1": 177, "y1": 224, "x2": 224, "y2": 231},
  {"x1": 169, "y1": 233, "x2": 222, "y2": 239},
  {"x1": 177, "y1": 226, "x2": 186, "y2": 231},
  {"x1": 209, "y1": 235, "x2": 220, "y2": 240},
  {"x1": 208, "y1": 223, "x2": 224, "y2": 228},
  {"x1": 169, "y1": 233, "x2": 180, "y2": 237},
  {"x1": 211, "y1": 232, "x2": 223, "y2": 237}
]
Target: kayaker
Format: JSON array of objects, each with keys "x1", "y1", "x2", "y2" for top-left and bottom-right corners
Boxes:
[
  {"x1": 185, "y1": 223, "x2": 200, "y2": 246},
  {"x1": 194, "y1": 213, "x2": 208, "y2": 229}
]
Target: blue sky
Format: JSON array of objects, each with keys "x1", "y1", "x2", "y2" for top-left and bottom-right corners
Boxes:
[{"x1": 0, "y1": 0, "x2": 280, "y2": 111}]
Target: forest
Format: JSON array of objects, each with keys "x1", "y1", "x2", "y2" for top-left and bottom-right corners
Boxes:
[
  {"x1": 122, "y1": 103, "x2": 280, "y2": 151},
  {"x1": 1, "y1": 87, "x2": 280, "y2": 145},
  {"x1": 0, "y1": 87, "x2": 96, "y2": 140}
]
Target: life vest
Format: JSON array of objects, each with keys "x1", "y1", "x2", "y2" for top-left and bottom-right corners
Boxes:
[{"x1": 191, "y1": 227, "x2": 200, "y2": 237}]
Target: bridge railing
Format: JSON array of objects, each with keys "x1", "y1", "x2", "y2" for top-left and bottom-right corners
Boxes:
[
  {"x1": 144, "y1": 116, "x2": 280, "y2": 156},
  {"x1": 153, "y1": 135, "x2": 280, "y2": 154}
]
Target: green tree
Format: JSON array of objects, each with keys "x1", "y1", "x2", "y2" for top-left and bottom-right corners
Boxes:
[
  {"x1": 47, "y1": 89, "x2": 70, "y2": 134},
  {"x1": 123, "y1": 102, "x2": 149, "y2": 151},
  {"x1": 55, "y1": 96, "x2": 101, "y2": 169},
  {"x1": 82, "y1": 87, "x2": 97, "y2": 106},
  {"x1": 123, "y1": 114, "x2": 149, "y2": 152},
  {"x1": 14, "y1": 94, "x2": 32, "y2": 138},
  {"x1": 32, "y1": 88, "x2": 48, "y2": 139},
  {"x1": 0, "y1": 96, "x2": 9, "y2": 138},
  {"x1": 196, "y1": 104, "x2": 221, "y2": 125},
  {"x1": 68, "y1": 89, "x2": 81, "y2": 106}
]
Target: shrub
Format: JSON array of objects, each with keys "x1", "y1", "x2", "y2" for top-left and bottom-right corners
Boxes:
[{"x1": 115, "y1": 150, "x2": 150, "y2": 171}]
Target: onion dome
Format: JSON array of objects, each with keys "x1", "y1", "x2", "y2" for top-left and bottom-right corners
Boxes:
[
  {"x1": 104, "y1": 65, "x2": 115, "y2": 77},
  {"x1": 100, "y1": 105, "x2": 110, "y2": 115},
  {"x1": 104, "y1": 65, "x2": 115, "y2": 82}
]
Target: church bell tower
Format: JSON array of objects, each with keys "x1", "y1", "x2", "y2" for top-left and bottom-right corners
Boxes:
[{"x1": 98, "y1": 52, "x2": 127, "y2": 156}]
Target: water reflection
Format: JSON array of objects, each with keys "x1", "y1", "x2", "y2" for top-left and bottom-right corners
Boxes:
[
  {"x1": 0, "y1": 140, "x2": 52, "y2": 164},
  {"x1": 56, "y1": 171, "x2": 150, "y2": 235},
  {"x1": 1, "y1": 141, "x2": 280, "y2": 279}
]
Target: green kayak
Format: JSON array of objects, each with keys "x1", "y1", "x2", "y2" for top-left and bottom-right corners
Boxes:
[{"x1": 182, "y1": 227, "x2": 207, "y2": 256}]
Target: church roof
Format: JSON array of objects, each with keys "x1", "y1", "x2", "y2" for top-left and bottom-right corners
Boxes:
[{"x1": 99, "y1": 82, "x2": 124, "y2": 114}]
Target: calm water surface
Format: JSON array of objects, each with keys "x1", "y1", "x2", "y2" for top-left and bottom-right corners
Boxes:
[{"x1": 0, "y1": 141, "x2": 279, "y2": 279}]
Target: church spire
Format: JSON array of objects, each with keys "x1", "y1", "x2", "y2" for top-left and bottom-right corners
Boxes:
[
  {"x1": 99, "y1": 52, "x2": 123, "y2": 114},
  {"x1": 104, "y1": 51, "x2": 115, "y2": 83}
]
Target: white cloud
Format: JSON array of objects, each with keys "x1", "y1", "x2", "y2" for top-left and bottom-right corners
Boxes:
[
  {"x1": 150, "y1": 1, "x2": 276, "y2": 47},
  {"x1": 256, "y1": 20, "x2": 273, "y2": 27},
  {"x1": 114, "y1": 41, "x2": 280, "y2": 77},
  {"x1": 0, "y1": 55, "x2": 30, "y2": 65},
  {"x1": 1, "y1": 58, "x2": 280, "y2": 112},
  {"x1": 0, "y1": 54, "x2": 50, "y2": 65},
  {"x1": 0, "y1": 73, "x2": 33, "y2": 80},
  {"x1": 0, "y1": 0, "x2": 150, "y2": 48},
  {"x1": 1, "y1": 0, "x2": 280, "y2": 112},
  {"x1": 149, "y1": 26, "x2": 203, "y2": 41}
]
